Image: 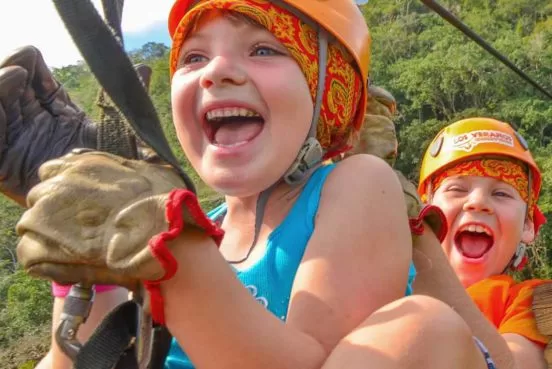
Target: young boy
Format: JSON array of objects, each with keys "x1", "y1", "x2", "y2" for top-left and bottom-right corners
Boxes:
[{"x1": 418, "y1": 117, "x2": 550, "y2": 369}]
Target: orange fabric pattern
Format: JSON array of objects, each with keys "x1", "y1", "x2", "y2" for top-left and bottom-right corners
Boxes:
[
  {"x1": 169, "y1": 0, "x2": 363, "y2": 158},
  {"x1": 431, "y1": 158, "x2": 535, "y2": 219},
  {"x1": 467, "y1": 275, "x2": 550, "y2": 347}
]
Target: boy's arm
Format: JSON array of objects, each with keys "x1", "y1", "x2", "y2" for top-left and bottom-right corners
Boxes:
[{"x1": 412, "y1": 229, "x2": 517, "y2": 369}]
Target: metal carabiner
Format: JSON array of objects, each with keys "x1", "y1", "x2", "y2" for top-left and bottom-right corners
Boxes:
[{"x1": 55, "y1": 283, "x2": 95, "y2": 361}]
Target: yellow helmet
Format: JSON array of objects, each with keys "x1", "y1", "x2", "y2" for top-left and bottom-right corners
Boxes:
[{"x1": 418, "y1": 118, "x2": 542, "y2": 202}]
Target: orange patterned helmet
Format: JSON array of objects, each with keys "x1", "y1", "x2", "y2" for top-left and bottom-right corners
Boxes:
[
  {"x1": 168, "y1": 0, "x2": 370, "y2": 81},
  {"x1": 167, "y1": 0, "x2": 371, "y2": 162}
]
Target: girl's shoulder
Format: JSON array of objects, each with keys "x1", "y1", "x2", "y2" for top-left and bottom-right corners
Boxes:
[
  {"x1": 323, "y1": 153, "x2": 404, "y2": 202},
  {"x1": 314, "y1": 153, "x2": 410, "y2": 245}
]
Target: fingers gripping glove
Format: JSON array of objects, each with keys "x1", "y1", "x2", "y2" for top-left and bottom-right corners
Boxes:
[
  {"x1": 395, "y1": 170, "x2": 448, "y2": 243},
  {"x1": 0, "y1": 46, "x2": 98, "y2": 205},
  {"x1": 351, "y1": 84, "x2": 447, "y2": 242},
  {"x1": 0, "y1": 46, "x2": 156, "y2": 206},
  {"x1": 348, "y1": 85, "x2": 399, "y2": 166},
  {"x1": 15, "y1": 150, "x2": 224, "y2": 324}
]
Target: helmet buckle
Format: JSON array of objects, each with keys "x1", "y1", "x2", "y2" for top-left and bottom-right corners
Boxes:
[
  {"x1": 509, "y1": 243, "x2": 528, "y2": 271},
  {"x1": 284, "y1": 137, "x2": 323, "y2": 185}
]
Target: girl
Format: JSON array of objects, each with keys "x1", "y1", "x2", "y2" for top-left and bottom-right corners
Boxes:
[{"x1": 22, "y1": 1, "x2": 489, "y2": 368}]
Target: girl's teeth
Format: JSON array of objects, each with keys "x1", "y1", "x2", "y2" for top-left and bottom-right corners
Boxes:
[{"x1": 205, "y1": 107, "x2": 260, "y2": 121}]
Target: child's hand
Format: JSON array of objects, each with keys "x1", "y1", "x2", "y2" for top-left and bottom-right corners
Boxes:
[
  {"x1": 395, "y1": 170, "x2": 447, "y2": 243},
  {"x1": 0, "y1": 46, "x2": 156, "y2": 206},
  {"x1": 15, "y1": 150, "x2": 222, "y2": 291},
  {"x1": 0, "y1": 46, "x2": 98, "y2": 205},
  {"x1": 348, "y1": 85, "x2": 398, "y2": 165}
]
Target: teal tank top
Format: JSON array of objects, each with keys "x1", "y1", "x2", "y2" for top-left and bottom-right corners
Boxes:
[{"x1": 165, "y1": 164, "x2": 416, "y2": 368}]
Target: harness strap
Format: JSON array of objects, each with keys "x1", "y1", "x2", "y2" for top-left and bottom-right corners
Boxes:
[
  {"x1": 73, "y1": 301, "x2": 172, "y2": 369},
  {"x1": 52, "y1": 0, "x2": 180, "y2": 367},
  {"x1": 74, "y1": 301, "x2": 139, "y2": 369}
]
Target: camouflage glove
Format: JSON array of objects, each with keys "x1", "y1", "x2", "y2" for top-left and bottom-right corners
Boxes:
[
  {"x1": 347, "y1": 85, "x2": 399, "y2": 166},
  {"x1": 395, "y1": 170, "x2": 447, "y2": 243},
  {"x1": 349, "y1": 84, "x2": 447, "y2": 241},
  {"x1": 16, "y1": 150, "x2": 224, "y2": 323},
  {"x1": 0, "y1": 45, "x2": 154, "y2": 206}
]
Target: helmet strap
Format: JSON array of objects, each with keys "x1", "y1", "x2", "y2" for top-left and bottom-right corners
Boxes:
[
  {"x1": 504, "y1": 243, "x2": 528, "y2": 272},
  {"x1": 229, "y1": 28, "x2": 330, "y2": 264},
  {"x1": 283, "y1": 28, "x2": 329, "y2": 185},
  {"x1": 425, "y1": 180, "x2": 434, "y2": 204}
]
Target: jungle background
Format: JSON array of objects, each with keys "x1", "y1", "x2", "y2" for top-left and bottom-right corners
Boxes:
[{"x1": 1, "y1": 0, "x2": 551, "y2": 367}]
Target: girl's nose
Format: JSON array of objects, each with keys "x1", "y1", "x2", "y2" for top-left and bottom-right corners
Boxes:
[{"x1": 200, "y1": 55, "x2": 247, "y2": 89}]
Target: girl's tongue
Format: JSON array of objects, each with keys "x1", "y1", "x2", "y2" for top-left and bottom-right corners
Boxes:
[
  {"x1": 213, "y1": 120, "x2": 263, "y2": 146},
  {"x1": 456, "y1": 231, "x2": 493, "y2": 258}
]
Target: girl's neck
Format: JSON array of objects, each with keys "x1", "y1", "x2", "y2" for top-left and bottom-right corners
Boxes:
[
  {"x1": 222, "y1": 181, "x2": 304, "y2": 228},
  {"x1": 218, "y1": 180, "x2": 308, "y2": 267}
]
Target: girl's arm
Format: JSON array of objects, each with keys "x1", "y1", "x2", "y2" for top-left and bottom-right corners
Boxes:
[{"x1": 162, "y1": 154, "x2": 412, "y2": 369}]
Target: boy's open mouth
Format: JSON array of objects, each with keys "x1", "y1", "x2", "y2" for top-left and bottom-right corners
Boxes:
[
  {"x1": 454, "y1": 223, "x2": 494, "y2": 259},
  {"x1": 203, "y1": 107, "x2": 265, "y2": 147}
]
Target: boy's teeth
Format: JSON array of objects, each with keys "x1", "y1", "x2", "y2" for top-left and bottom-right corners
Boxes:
[
  {"x1": 465, "y1": 224, "x2": 488, "y2": 234},
  {"x1": 205, "y1": 107, "x2": 260, "y2": 121}
]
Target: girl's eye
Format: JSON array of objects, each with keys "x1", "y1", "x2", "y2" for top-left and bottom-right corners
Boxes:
[
  {"x1": 181, "y1": 53, "x2": 208, "y2": 65},
  {"x1": 251, "y1": 45, "x2": 282, "y2": 57}
]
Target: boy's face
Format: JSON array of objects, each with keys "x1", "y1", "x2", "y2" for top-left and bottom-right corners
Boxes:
[
  {"x1": 431, "y1": 175, "x2": 535, "y2": 288},
  {"x1": 170, "y1": 14, "x2": 313, "y2": 197}
]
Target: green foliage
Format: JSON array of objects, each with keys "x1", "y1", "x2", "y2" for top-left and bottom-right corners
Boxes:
[
  {"x1": 364, "y1": 0, "x2": 552, "y2": 277},
  {"x1": 0, "y1": 269, "x2": 52, "y2": 348},
  {"x1": 18, "y1": 361, "x2": 38, "y2": 369},
  {"x1": 0, "y1": 197, "x2": 22, "y2": 275},
  {"x1": 1, "y1": 1, "x2": 552, "y2": 363},
  {"x1": 52, "y1": 63, "x2": 100, "y2": 118}
]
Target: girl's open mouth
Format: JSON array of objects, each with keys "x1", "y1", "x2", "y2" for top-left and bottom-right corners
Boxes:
[
  {"x1": 203, "y1": 107, "x2": 265, "y2": 147},
  {"x1": 454, "y1": 223, "x2": 494, "y2": 259}
]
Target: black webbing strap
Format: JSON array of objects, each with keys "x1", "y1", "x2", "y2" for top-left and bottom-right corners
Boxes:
[
  {"x1": 101, "y1": 0, "x2": 125, "y2": 41},
  {"x1": 51, "y1": 0, "x2": 181, "y2": 367},
  {"x1": 420, "y1": 0, "x2": 552, "y2": 100},
  {"x1": 73, "y1": 301, "x2": 173, "y2": 369},
  {"x1": 52, "y1": 0, "x2": 196, "y2": 192},
  {"x1": 74, "y1": 301, "x2": 139, "y2": 369},
  {"x1": 95, "y1": 0, "x2": 140, "y2": 159}
]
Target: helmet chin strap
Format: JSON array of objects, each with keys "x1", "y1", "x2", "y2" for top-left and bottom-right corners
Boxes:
[
  {"x1": 506, "y1": 158, "x2": 533, "y2": 273},
  {"x1": 227, "y1": 27, "x2": 329, "y2": 264},
  {"x1": 505, "y1": 243, "x2": 528, "y2": 272}
]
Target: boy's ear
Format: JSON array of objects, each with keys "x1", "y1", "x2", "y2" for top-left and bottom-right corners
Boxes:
[{"x1": 521, "y1": 217, "x2": 536, "y2": 244}]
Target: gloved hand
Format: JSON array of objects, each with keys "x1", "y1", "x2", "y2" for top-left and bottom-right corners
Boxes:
[
  {"x1": 16, "y1": 150, "x2": 224, "y2": 322},
  {"x1": 0, "y1": 45, "x2": 155, "y2": 206},
  {"x1": 348, "y1": 84, "x2": 447, "y2": 241},
  {"x1": 347, "y1": 85, "x2": 399, "y2": 166},
  {"x1": 0, "y1": 46, "x2": 98, "y2": 205},
  {"x1": 394, "y1": 170, "x2": 447, "y2": 243}
]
